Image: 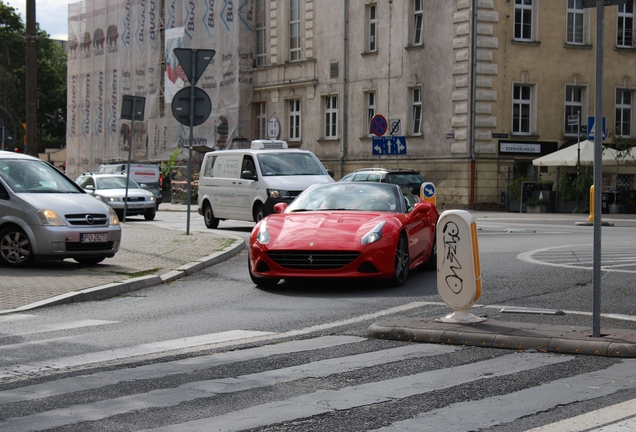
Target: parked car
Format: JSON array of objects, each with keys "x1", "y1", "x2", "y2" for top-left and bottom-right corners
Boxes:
[
  {"x1": 0, "y1": 151, "x2": 121, "y2": 267},
  {"x1": 75, "y1": 173, "x2": 157, "y2": 221},
  {"x1": 248, "y1": 182, "x2": 439, "y2": 288},
  {"x1": 96, "y1": 162, "x2": 162, "y2": 207},
  {"x1": 340, "y1": 167, "x2": 426, "y2": 195}
]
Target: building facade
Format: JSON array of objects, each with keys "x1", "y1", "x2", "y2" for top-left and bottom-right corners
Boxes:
[{"x1": 66, "y1": 0, "x2": 636, "y2": 210}]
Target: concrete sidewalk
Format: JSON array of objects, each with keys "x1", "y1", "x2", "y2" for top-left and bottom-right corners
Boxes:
[{"x1": 0, "y1": 203, "x2": 244, "y2": 314}]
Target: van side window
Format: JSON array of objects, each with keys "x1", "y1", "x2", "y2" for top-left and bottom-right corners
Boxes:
[
  {"x1": 203, "y1": 155, "x2": 216, "y2": 177},
  {"x1": 242, "y1": 156, "x2": 256, "y2": 177},
  {"x1": 0, "y1": 182, "x2": 8, "y2": 200}
]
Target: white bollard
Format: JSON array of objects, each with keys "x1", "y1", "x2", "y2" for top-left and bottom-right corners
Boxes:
[{"x1": 435, "y1": 210, "x2": 485, "y2": 324}]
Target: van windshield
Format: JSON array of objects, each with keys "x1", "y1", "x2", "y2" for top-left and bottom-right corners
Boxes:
[
  {"x1": 0, "y1": 160, "x2": 81, "y2": 193},
  {"x1": 257, "y1": 152, "x2": 327, "y2": 176}
]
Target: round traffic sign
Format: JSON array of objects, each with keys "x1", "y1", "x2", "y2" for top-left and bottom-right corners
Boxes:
[
  {"x1": 370, "y1": 114, "x2": 388, "y2": 136},
  {"x1": 171, "y1": 86, "x2": 212, "y2": 127}
]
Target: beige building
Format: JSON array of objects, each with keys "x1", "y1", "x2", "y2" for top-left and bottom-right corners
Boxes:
[
  {"x1": 65, "y1": 0, "x2": 636, "y2": 211},
  {"x1": 251, "y1": 0, "x2": 636, "y2": 211}
]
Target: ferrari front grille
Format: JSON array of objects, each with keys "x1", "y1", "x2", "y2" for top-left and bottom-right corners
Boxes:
[{"x1": 267, "y1": 250, "x2": 360, "y2": 270}]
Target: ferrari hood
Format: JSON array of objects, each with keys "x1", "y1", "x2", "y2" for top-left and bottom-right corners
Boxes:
[{"x1": 266, "y1": 212, "x2": 386, "y2": 248}]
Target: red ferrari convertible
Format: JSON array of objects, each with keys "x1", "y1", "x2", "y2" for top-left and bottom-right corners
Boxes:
[{"x1": 248, "y1": 182, "x2": 439, "y2": 287}]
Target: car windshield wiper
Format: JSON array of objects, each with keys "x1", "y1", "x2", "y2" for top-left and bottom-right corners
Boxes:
[{"x1": 289, "y1": 208, "x2": 311, "y2": 212}]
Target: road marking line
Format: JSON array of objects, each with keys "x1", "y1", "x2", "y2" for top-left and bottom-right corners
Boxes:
[{"x1": 526, "y1": 397, "x2": 636, "y2": 432}]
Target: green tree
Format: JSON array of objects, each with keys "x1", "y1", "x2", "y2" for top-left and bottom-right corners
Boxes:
[{"x1": 0, "y1": 1, "x2": 67, "y2": 152}]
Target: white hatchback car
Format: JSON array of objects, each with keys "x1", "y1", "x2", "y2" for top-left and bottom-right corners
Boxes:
[
  {"x1": 0, "y1": 151, "x2": 121, "y2": 267},
  {"x1": 75, "y1": 173, "x2": 157, "y2": 221}
]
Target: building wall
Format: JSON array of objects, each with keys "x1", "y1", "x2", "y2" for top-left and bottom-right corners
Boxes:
[{"x1": 253, "y1": 0, "x2": 465, "y2": 206}]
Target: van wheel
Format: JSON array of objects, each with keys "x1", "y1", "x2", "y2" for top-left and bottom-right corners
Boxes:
[
  {"x1": 0, "y1": 226, "x2": 34, "y2": 268},
  {"x1": 203, "y1": 202, "x2": 219, "y2": 229},
  {"x1": 254, "y1": 204, "x2": 265, "y2": 223}
]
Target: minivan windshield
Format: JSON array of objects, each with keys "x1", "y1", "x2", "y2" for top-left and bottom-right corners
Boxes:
[
  {"x1": 0, "y1": 159, "x2": 81, "y2": 193},
  {"x1": 257, "y1": 152, "x2": 327, "y2": 176}
]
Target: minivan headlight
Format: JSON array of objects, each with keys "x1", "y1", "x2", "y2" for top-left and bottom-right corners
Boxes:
[
  {"x1": 36, "y1": 209, "x2": 66, "y2": 226},
  {"x1": 268, "y1": 189, "x2": 290, "y2": 199},
  {"x1": 108, "y1": 207, "x2": 120, "y2": 225}
]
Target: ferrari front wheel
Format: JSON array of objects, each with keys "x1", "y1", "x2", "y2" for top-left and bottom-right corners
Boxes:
[
  {"x1": 248, "y1": 257, "x2": 280, "y2": 287},
  {"x1": 390, "y1": 233, "x2": 409, "y2": 287}
]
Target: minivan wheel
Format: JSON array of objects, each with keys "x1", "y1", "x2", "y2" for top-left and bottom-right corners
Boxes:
[
  {"x1": 0, "y1": 226, "x2": 34, "y2": 268},
  {"x1": 203, "y1": 202, "x2": 219, "y2": 229}
]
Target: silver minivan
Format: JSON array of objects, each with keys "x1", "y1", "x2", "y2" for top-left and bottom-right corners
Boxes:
[{"x1": 0, "y1": 151, "x2": 121, "y2": 267}]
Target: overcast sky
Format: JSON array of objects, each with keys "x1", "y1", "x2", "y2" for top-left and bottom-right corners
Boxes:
[{"x1": 7, "y1": 0, "x2": 76, "y2": 41}]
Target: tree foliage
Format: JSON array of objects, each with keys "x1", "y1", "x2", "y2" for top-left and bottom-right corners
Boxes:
[{"x1": 0, "y1": 1, "x2": 67, "y2": 151}]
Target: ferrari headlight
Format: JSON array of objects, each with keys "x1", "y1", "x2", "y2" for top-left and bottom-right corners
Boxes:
[
  {"x1": 268, "y1": 189, "x2": 291, "y2": 199},
  {"x1": 361, "y1": 221, "x2": 386, "y2": 245},
  {"x1": 256, "y1": 219, "x2": 270, "y2": 244},
  {"x1": 36, "y1": 209, "x2": 65, "y2": 226}
]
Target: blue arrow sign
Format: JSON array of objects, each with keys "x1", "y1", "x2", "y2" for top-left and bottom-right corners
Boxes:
[
  {"x1": 372, "y1": 136, "x2": 407, "y2": 155},
  {"x1": 423, "y1": 183, "x2": 435, "y2": 199}
]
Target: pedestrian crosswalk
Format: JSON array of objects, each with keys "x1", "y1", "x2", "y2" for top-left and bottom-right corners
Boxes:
[{"x1": 1, "y1": 334, "x2": 636, "y2": 431}]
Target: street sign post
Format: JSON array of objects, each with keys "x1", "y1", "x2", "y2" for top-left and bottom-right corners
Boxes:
[
  {"x1": 388, "y1": 119, "x2": 401, "y2": 136},
  {"x1": 120, "y1": 95, "x2": 146, "y2": 222},
  {"x1": 370, "y1": 114, "x2": 388, "y2": 137},
  {"x1": 172, "y1": 48, "x2": 216, "y2": 235},
  {"x1": 371, "y1": 136, "x2": 407, "y2": 155}
]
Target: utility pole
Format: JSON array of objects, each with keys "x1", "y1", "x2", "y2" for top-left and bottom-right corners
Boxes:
[{"x1": 25, "y1": 0, "x2": 37, "y2": 156}]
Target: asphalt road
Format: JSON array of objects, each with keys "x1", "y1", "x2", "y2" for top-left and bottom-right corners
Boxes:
[{"x1": 1, "y1": 211, "x2": 636, "y2": 430}]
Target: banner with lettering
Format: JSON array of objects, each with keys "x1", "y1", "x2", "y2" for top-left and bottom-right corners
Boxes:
[{"x1": 66, "y1": 0, "x2": 254, "y2": 177}]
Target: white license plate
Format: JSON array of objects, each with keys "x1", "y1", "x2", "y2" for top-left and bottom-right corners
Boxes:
[
  {"x1": 127, "y1": 204, "x2": 144, "y2": 209},
  {"x1": 81, "y1": 233, "x2": 108, "y2": 243}
]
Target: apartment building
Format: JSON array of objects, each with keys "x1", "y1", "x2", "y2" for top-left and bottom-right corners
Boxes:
[{"x1": 66, "y1": 0, "x2": 636, "y2": 210}]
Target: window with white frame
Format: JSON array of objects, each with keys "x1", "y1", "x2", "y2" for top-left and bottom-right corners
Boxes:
[
  {"x1": 411, "y1": 87, "x2": 422, "y2": 135},
  {"x1": 324, "y1": 95, "x2": 338, "y2": 139},
  {"x1": 366, "y1": 92, "x2": 376, "y2": 136},
  {"x1": 255, "y1": 102, "x2": 267, "y2": 139},
  {"x1": 565, "y1": 86, "x2": 584, "y2": 135},
  {"x1": 514, "y1": 0, "x2": 534, "y2": 41},
  {"x1": 412, "y1": 0, "x2": 423, "y2": 46},
  {"x1": 616, "y1": 89, "x2": 632, "y2": 137},
  {"x1": 367, "y1": 4, "x2": 377, "y2": 52},
  {"x1": 566, "y1": 0, "x2": 585, "y2": 44},
  {"x1": 256, "y1": 0, "x2": 267, "y2": 66},
  {"x1": 617, "y1": 1, "x2": 634, "y2": 48},
  {"x1": 289, "y1": 0, "x2": 301, "y2": 61},
  {"x1": 288, "y1": 99, "x2": 301, "y2": 141},
  {"x1": 513, "y1": 84, "x2": 533, "y2": 135}
]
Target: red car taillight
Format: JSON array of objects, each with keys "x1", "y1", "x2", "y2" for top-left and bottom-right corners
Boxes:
[{"x1": 159, "y1": 173, "x2": 163, "y2": 188}]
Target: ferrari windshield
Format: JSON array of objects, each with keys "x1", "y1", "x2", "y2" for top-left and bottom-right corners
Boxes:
[
  {"x1": 0, "y1": 159, "x2": 81, "y2": 193},
  {"x1": 287, "y1": 182, "x2": 401, "y2": 212}
]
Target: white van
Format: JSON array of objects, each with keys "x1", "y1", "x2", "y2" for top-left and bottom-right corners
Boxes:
[{"x1": 197, "y1": 140, "x2": 334, "y2": 228}]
